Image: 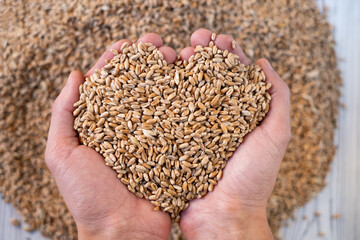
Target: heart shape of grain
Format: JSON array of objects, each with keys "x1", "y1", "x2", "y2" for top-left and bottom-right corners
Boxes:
[{"x1": 73, "y1": 41, "x2": 271, "y2": 222}]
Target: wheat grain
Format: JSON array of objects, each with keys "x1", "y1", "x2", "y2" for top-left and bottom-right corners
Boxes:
[
  {"x1": 0, "y1": 1, "x2": 341, "y2": 239},
  {"x1": 73, "y1": 41, "x2": 271, "y2": 222}
]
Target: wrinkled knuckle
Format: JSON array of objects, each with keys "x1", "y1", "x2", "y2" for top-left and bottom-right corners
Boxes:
[
  {"x1": 46, "y1": 143, "x2": 70, "y2": 174},
  {"x1": 282, "y1": 81, "x2": 290, "y2": 99},
  {"x1": 45, "y1": 144, "x2": 60, "y2": 172},
  {"x1": 44, "y1": 149, "x2": 54, "y2": 169},
  {"x1": 285, "y1": 127, "x2": 291, "y2": 145},
  {"x1": 281, "y1": 124, "x2": 291, "y2": 150},
  {"x1": 52, "y1": 98, "x2": 61, "y2": 113},
  {"x1": 45, "y1": 155, "x2": 57, "y2": 174}
]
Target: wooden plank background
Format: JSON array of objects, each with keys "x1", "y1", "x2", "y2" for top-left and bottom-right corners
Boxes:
[
  {"x1": 281, "y1": 0, "x2": 360, "y2": 239},
  {"x1": 0, "y1": 0, "x2": 359, "y2": 239}
]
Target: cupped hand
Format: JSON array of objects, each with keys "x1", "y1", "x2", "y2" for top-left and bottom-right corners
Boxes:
[
  {"x1": 45, "y1": 29, "x2": 290, "y2": 240},
  {"x1": 179, "y1": 29, "x2": 291, "y2": 240},
  {"x1": 45, "y1": 34, "x2": 176, "y2": 240}
]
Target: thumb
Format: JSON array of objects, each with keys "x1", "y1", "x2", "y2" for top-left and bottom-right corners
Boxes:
[
  {"x1": 46, "y1": 70, "x2": 84, "y2": 172},
  {"x1": 255, "y1": 58, "x2": 291, "y2": 150},
  {"x1": 223, "y1": 59, "x2": 290, "y2": 196}
]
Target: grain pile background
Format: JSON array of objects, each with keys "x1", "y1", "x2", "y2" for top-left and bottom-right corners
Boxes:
[{"x1": 0, "y1": 0, "x2": 341, "y2": 239}]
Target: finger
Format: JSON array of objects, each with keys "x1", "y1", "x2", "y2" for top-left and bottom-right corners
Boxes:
[
  {"x1": 191, "y1": 29, "x2": 250, "y2": 65},
  {"x1": 158, "y1": 46, "x2": 177, "y2": 64},
  {"x1": 137, "y1": 33, "x2": 177, "y2": 64},
  {"x1": 190, "y1": 28, "x2": 212, "y2": 47},
  {"x1": 86, "y1": 39, "x2": 132, "y2": 77},
  {"x1": 48, "y1": 71, "x2": 84, "y2": 144},
  {"x1": 137, "y1": 33, "x2": 163, "y2": 47},
  {"x1": 179, "y1": 47, "x2": 195, "y2": 61},
  {"x1": 214, "y1": 34, "x2": 250, "y2": 65},
  {"x1": 256, "y1": 58, "x2": 291, "y2": 147}
]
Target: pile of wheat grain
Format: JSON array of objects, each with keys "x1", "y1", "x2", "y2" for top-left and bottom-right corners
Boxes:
[
  {"x1": 0, "y1": 0, "x2": 341, "y2": 239},
  {"x1": 73, "y1": 41, "x2": 271, "y2": 222}
]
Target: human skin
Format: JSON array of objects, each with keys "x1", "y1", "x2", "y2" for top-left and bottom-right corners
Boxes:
[
  {"x1": 179, "y1": 29, "x2": 290, "y2": 240},
  {"x1": 45, "y1": 29, "x2": 290, "y2": 240}
]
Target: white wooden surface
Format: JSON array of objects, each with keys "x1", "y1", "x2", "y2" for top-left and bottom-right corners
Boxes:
[
  {"x1": 281, "y1": 0, "x2": 360, "y2": 239},
  {"x1": 0, "y1": 0, "x2": 359, "y2": 239}
]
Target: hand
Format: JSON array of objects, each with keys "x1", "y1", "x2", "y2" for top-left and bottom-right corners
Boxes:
[
  {"x1": 179, "y1": 29, "x2": 291, "y2": 240},
  {"x1": 45, "y1": 34, "x2": 177, "y2": 240},
  {"x1": 45, "y1": 29, "x2": 290, "y2": 240}
]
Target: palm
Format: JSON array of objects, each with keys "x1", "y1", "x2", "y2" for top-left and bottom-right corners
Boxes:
[
  {"x1": 178, "y1": 30, "x2": 290, "y2": 229},
  {"x1": 180, "y1": 123, "x2": 286, "y2": 224},
  {"x1": 58, "y1": 145, "x2": 171, "y2": 238},
  {"x1": 46, "y1": 34, "x2": 178, "y2": 239}
]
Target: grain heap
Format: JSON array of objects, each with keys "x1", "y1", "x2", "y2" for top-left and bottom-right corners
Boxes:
[
  {"x1": 73, "y1": 41, "x2": 271, "y2": 221},
  {"x1": 0, "y1": 0, "x2": 341, "y2": 239}
]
